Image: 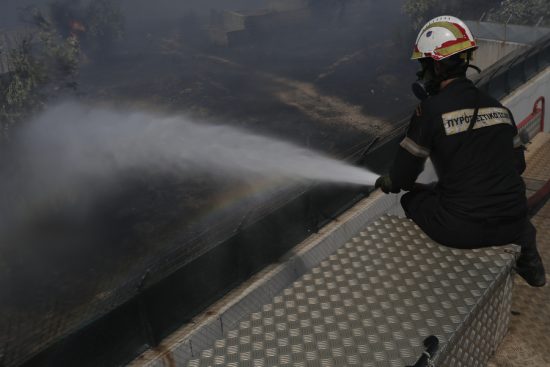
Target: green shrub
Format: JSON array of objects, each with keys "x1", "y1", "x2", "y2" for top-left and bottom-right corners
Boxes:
[{"x1": 0, "y1": 38, "x2": 46, "y2": 137}]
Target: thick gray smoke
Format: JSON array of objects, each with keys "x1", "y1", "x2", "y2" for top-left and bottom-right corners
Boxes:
[{"x1": 2, "y1": 102, "x2": 376, "y2": 222}]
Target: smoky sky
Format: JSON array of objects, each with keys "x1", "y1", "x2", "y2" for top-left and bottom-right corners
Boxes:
[
  {"x1": 119, "y1": 0, "x2": 267, "y2": 20},
  {"x1": 0, "y1": 0, "x2": 35, "y2": 28},
  {"x1": 1, "y1": 0, "x2": 408, "y2": 29},
  {"x1": 0, "y1": 0, "x2": 283, "y2": 29}
]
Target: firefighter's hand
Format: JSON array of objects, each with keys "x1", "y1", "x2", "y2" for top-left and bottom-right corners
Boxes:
[{"x1": 375, "y1": 176, "x2": 396, "y2": 194}]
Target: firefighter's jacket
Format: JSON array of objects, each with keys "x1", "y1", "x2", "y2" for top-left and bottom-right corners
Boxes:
[{"x1": 389, "y1": 77, "x2": 527, "y2": 221}]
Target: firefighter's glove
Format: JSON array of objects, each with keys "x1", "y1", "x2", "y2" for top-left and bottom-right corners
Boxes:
[{"x1": 375, "y1": 176, "x2": 397, "y2": 194}]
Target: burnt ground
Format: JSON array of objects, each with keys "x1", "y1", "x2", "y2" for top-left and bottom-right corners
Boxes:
[{"x1": 0, "y1": 10, "x2": 419, "y2": 367}]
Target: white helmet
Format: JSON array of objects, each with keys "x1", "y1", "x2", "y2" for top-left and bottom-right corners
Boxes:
[{"x1": 412, "y1": 16, "x2": 477, "y2": 61}]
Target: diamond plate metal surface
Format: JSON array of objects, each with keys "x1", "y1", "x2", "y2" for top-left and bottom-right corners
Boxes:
[
  {"x1": 186, "y1": 216, "x2": 517, "y2": 367},
  {"x1": 440, "y1": 275, "x2": 513, "y2": 367}
]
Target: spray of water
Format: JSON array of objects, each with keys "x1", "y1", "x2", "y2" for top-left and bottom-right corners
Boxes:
[{"x1": 1, "y1": 102, "x2": 377, "y2": 221}]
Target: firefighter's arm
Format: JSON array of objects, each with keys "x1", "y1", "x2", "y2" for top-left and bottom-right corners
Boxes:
[
  {"x1": 513, "y1": 138, "x2": 526, "y2": 175},
  {"x1": 377, "y1": 105, "x2": 431, "y2": 193},
  {"x1": 389, "y1": 146, "x2": 428, "y2": 191}
]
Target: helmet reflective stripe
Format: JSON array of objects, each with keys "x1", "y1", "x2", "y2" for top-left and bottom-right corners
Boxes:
[
  {"x1": 426, "y1": 21, "x2": 465, "y2": 38},
  {"x1": 437, "y1": 40, "x2": 476, "y2": 57},
  {"x1": 412, "y1": 16, "x2": 477, "y2": 61}
]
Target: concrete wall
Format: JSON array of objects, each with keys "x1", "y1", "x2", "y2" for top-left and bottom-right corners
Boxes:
[
  {"x1": 470, "y1": 39, "x2": 529, "y2": 76},
  {"x1": 466, "y1": 21, "x2": 550, "y2": 45},
  {"x1": 503, "y1": 66, "x2": 550, "y2": 132}
]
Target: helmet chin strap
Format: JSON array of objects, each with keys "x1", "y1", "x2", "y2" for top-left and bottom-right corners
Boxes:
[
  {"x1": 468, "y1": 64, "x2": 482, "y2": 74},
  {"x1": 463, "y1": 51, "x2": 482, "y2": 74}
]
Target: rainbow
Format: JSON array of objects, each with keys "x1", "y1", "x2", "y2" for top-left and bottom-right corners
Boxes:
[{"x1": 198, "y1": 176, "x2": 305, "y2": 225}]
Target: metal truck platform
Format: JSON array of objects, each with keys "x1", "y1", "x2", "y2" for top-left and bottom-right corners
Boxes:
[
  {"x1": 186, "y1": 216, "x2": 517, "y2": 367},
  {"x1": 132, "y1": 211, "x2": 518, "y2": 367}
]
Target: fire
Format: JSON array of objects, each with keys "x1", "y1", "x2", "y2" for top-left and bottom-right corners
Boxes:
[{"x1": 70, "y1": 20, "x2": 86, "y2": 34}]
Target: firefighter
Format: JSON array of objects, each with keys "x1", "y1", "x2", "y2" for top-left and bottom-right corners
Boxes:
[{"x1": 376, "y1": 16, "x2": 546, "y2": 287}]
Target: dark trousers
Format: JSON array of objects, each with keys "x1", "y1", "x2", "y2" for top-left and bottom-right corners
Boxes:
[{"x1": 401, "y1": 187, "x2": 537, "y2": 254}]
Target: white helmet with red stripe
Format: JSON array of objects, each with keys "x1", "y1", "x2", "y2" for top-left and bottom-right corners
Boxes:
[{"x1": 412, "y1": 16, "x2": 477, "y2": 61}]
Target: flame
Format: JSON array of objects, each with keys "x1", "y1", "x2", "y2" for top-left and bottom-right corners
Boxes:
[{"x1": 70, "y1": 20, "x2": 86, "y2": 33}]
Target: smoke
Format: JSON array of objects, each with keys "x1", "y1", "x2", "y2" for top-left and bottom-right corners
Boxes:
[
  {"x1": 119, "y1": 0, "x2": 266, "y2": 20},
  {"x1": 1, "y1": 102, "x2": 376, "y2": 226}
]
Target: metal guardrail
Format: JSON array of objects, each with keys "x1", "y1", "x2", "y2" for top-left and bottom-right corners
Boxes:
[
  {"x1": 517, "y1": 96, "x2": 545, "y2": 140},
  {"x1": 518, "y1": 97, "x2": 550, "y2": 210}
]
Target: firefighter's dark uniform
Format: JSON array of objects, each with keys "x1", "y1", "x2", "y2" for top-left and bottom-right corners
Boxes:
[{"x1": 389, "y1": 77, "x2": 537, "y2": 253}]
